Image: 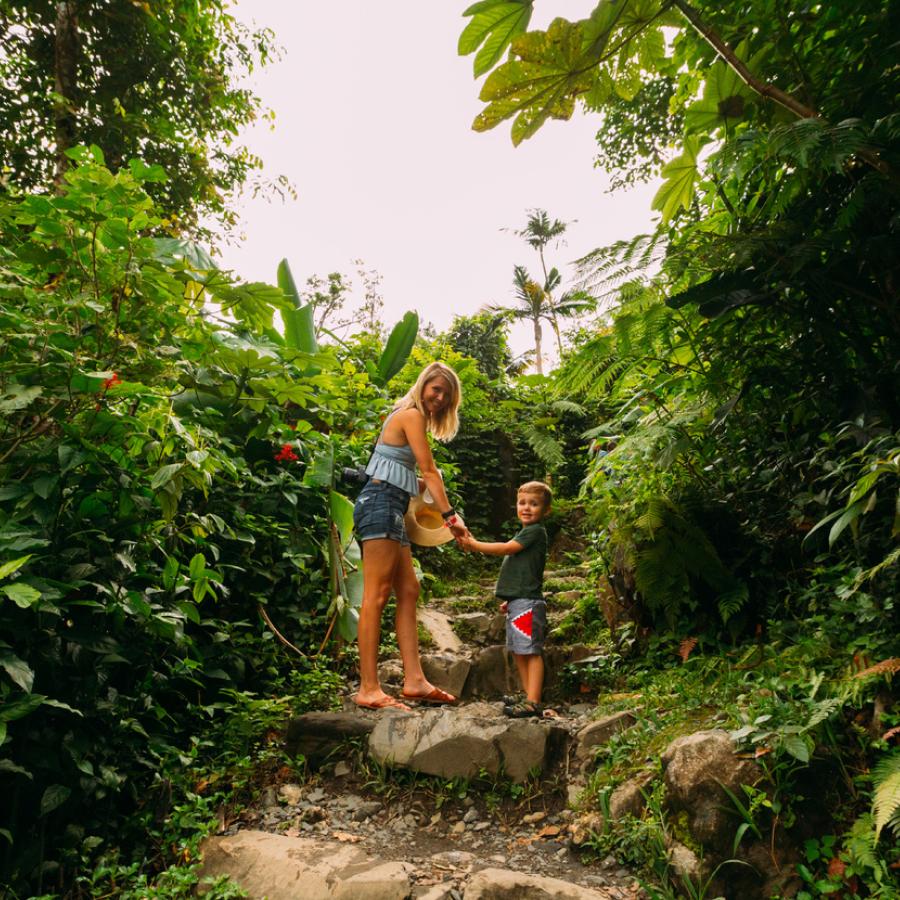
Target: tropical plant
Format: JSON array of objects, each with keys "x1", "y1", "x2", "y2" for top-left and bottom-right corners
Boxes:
[{"x1": 0, "y1": 0, "x2": 277, "y2": 236}]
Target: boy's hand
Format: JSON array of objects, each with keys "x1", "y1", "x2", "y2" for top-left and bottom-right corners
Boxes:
[{"x1": 456, "y1": 532, "x2": 475, "y2": 551}]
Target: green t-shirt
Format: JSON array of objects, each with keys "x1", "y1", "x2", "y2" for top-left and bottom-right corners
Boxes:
[{"x1": 495, "y1": 523, "x2": 547, "y2": 600}]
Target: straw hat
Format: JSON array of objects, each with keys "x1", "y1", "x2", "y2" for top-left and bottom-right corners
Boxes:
[{"x1": 404, "y1": 495, "x2": 462, "y2": 547}]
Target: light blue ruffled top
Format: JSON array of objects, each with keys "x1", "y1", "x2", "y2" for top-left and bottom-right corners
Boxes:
[{"x1": 365, "y1": 410, "x2": 418, "y2": 495}]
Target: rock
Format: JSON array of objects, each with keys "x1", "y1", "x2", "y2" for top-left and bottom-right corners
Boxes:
[
  {"x1": 378, "y1": 660, "x2": 404, "y2": 685},
  {"x1": 575, "y1": 712, "x2": 638, "y2": 761},
  {"x1": 421, "y1": 653, "x2": 472, "y2": 699},
  {"x1": 667, "y1": 841, "x2": 703, "y2": 884},
  {"x1": 661, "y1": 730, "x2": 761, "y2": 853},
  {"x1": 419, "y1": 607, "x2": 464, "y2": 653},
  {"x1": 278, "y1": 783, "x2": 303, "y2": 805},
  {"x1": 199, "y1": 830, "x2": 413, "y2": 899},
  {"x1": 566, "y1": 778, "x2": 587, "y2": 806},
  {"x1": 522, "y1": 811, "x2": 546, "y2": 824},
  {"x1": 352, "y1": 801, "x2": 383, "y2": 821},
  {"x1": 569, "y1": 813, "x2": 605, "y2": 848},
  {"x1": 464, "y1": 867, "x2": 612, "y2": 899},
  {"x1": 368, "y1": 705, "x2": 556, "y2": 782},
  {"x1": 608, "y1": 772, "x2": 654, "y2": 821},
  {"x1": 553, "y1": 590, "x2": 583, "y2": 604},
  {"x1": 333, "y1": 761, "x2": 351, "y2": 777},
  {"x1": 465, "y1": 645, "x2": 518, "y2": 698},
  {"x1": 285, "y1": 712, "x2": 375, "y2": 760},
  {"x1": 543, "y1": 645, "x2": 593, "y2": 690}
]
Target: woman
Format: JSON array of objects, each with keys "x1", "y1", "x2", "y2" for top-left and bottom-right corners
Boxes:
[{"x1": 353, "y1": 361, "x2": 467, "y2": 711}]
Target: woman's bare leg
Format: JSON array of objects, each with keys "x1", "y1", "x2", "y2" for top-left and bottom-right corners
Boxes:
[
  {"x1": 355, "y1": 538, "x2": 402, "y2": 705},
  {"x1": 392, "y1": 546, "x2": 457, "y2": 700},
  {"x1": 392, "y1": 545, "x2": 432, "y2": 695}
]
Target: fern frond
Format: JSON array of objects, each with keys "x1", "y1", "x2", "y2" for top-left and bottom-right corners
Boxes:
[
  {"x1": 718, "y1": 584, "x2": 749, "y2": 624},
  {"x1": 522, "y1": 424, "x2": 565, "y2": 469},
  {"x1": 550, "y1": 399, "x2": 585, "y2": 415},
  {"x1": 853, "y1": 658, "x2": 900, "y2": 681},
  {"x1": 872, "y1": 752, "x2": 900, "y2": 840},
  {"x1": 679, "y1": 637, "x2": 698, "y2": 662},
  {"x1": 845, "y1": 814, "x2": 879, "y2": 870}
]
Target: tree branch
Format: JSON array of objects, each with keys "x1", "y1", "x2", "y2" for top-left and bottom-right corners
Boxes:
[{"x1": 670, "y1": 0, "x2": 896, "y2": 182}]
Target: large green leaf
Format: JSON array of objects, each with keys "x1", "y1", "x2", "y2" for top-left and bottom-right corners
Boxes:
[
  {"x1": 459, "y1": 0, "x2": 533, "y2": 77},
  {"x1": 278, "y1": 258, "x2": 320, "y2": 354},
  {"x1": 329, "y1": 490, "x2": 356, "y2": 551},
  {"x1": 211, "y1": 282, "x2": 288, "y2": 333},
  {"x1": 0, "y1": 651, "x2": 34, "y2": 693},
  {"x1": 304, "y1": 444, "x2": 334, "y2": 487},
  {"x1": 651, "y1": 137, "x2": 701, "y2": 223},
  {"x1": 2, "y1": 583, "x2": 41, "y2": 609},
  {"x1": 0, "y1": 384, "x2": 42, "y2": 413},
  {"x1": 375, "y1": 312, "x2": 419, "y2": 386},
  {"x1": 684, "y1": 44, "x2": 755, "y2": 135},
  {"x1": 0, "y1": 556, "x2": 31, "y2": 581},
  {"x1": 474, "y1": 19, "x2": 598, "y2": 145},
  {"x1": 40, "y1": 784, "x2": 71, "y2": 817}
]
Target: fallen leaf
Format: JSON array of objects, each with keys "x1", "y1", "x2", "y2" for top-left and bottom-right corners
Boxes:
[{"x1": 332, "y1": 831, "x2": 361, "y2": 843}]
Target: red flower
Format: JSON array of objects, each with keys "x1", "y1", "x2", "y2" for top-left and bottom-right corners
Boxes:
[
  {"x1": 103, "y1": 373, "x2": 121, "y2": 390},
  {"x1": 274, "y1": 443, "x2": 299, "y2": 463}
]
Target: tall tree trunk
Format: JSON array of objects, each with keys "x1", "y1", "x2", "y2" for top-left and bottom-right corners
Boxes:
[
  {"x1": 53, "y1": 0, "x2": 79, "y2": 186},
  {"x1": 533, "y1": 317, "x2": 543, "y2": 375}
]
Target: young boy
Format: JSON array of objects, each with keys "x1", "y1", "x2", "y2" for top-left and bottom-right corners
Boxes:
[{"x1": 459, "y1": 481, "x2": 552, "y2": 718}]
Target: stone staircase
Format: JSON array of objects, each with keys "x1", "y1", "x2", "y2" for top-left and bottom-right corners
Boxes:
[{"x1": 199, "y1": 565, "x2": 646, "y2": 899}]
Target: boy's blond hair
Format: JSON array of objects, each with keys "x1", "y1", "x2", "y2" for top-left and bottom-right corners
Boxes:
[
  {"x1": 395, "y1": 361, "x2": 462, "y2": 442},
  {"x1": 518, "y1": 480, "x2": 552, "y2": 509}
]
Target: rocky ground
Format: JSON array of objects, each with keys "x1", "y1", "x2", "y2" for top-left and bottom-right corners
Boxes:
[{"x1": 200, "y1": 565, "x2": 649, "y2": 898}]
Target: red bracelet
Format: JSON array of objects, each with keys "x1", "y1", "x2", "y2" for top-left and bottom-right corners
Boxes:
[{"x1": 443, "y1": 514, "x2": 460, "y2": 528}]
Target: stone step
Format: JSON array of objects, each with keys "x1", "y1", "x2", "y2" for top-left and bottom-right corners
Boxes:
[
  {"x1": 378, "y1": 644, "x2": 595, "y2": 703},
  {"x1": 286, "y1": 703, "x2": 641, "y2": 784}
]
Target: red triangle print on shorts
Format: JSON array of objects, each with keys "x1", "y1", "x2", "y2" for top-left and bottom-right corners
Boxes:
[{"x1": 512, "y1": 609, "x2": 533, "y2": 638}]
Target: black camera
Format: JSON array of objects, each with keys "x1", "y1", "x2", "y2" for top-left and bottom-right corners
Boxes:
[{"x1": 341, "y1": 466, "x2": 370, "y2": 486}]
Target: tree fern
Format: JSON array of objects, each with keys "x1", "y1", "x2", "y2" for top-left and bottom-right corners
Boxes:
[
  {"x1": 872, "y1": 752, "x2": 900, "y2": 840},
  {"x1": 521, "y1": 423, "x2": 565, "y2": 469}
]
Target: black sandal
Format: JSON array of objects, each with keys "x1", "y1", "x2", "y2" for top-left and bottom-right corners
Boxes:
[{"x1": 503, "y1": 700, "x2": 543, "y2": 718}]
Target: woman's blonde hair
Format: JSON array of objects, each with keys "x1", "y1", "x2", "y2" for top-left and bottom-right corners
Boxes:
[{"x1": 395, "y1": 361, "x2": 462, "y2": 442}]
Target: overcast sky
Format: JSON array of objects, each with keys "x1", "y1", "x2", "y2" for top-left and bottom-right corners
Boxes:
[{"x1": 219, "y1": 1, "x2": 661, "y2": 361}]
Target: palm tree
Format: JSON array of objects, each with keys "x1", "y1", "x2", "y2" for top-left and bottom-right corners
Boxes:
[
  {"x1": 514, "y1": 209, "x2": 570, "y2": 284},
  {"x1": 506, "y1": 209, "x2": 594, "y2": 360},
  {"x1": 491, "y1": 265, "x2": 593, "y2": 374}
]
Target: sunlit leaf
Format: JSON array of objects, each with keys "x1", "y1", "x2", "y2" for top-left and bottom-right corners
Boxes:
[
  {"x1": 475, "y1": 19, "x2": 597, "y2": 146},
  {"x1": 375, "y1": 312, "x2": 419, "y2": 386},
  {"x1": 329, "y1": 491, "x2": 356, "y2": 550},
  {"x1": 651, "y1": 137, "x2": 701, "y2": 223},
  {"x1": 2, "y1": 583, "x2": 41, "y2": 608},
  {"x1": 459, "y1": 0, "x2": 533, "y2": 77},
  {"x1": 0, "y1": 556, "x2": 31, "y2": 581}
]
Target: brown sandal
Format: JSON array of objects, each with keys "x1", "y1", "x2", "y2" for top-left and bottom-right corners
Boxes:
[
  {"x1": 354, "y1": 695, "x2": 412, "y2": 712},
  {"x1": 400, "y1": 686, "x2": 458, "y2": 705}
]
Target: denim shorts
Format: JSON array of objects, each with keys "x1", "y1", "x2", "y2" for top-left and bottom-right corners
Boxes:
[
  {"x1": 353, "y1": 480, "x2": 411, "y2": 547},
  {"x1": 505, "y1": 597, "x2": 547, "y2": 655}
]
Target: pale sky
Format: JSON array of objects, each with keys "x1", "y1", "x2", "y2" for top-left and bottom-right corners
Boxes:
[{"x1": 219, "y1": 2, "x2": 661, "y2": 361}]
